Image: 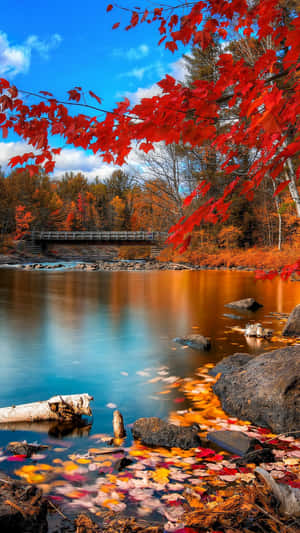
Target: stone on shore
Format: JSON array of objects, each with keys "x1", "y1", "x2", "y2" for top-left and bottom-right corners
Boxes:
[
  {"x1": 282, "y1": 304, "x2": 300, "y2": 337},
  {"x1": 213, "y1": 346, "x2": 300, "y2": 433},
  {"x1": 209, "y1": 352, "x2": 252, "y2": 377},
  {"x1": 0, "y1": 473, "x2": 47, "y2": 532},
  {"x1": 132, "y1": 417, "x2": 202, "y2": 449},
  {"x1": 173, "y1": 334, "x2": 211, "y2": 351},
  {"x1": 225, "y1": 298, "x2": 262, "y2": 311}
]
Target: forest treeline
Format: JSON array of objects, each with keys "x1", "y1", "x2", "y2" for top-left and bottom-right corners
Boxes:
[{"x1": 0, "y1": 160, "x2": 298, "y2": 253}]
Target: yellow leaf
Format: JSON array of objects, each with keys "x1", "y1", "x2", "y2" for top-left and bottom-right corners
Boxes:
[
  {"x1": 152, "y1": 467, "x2": 169, "y2": 484},
  {"x1": 39, "y1": 464, "x2": 53, "y2": 471},
  {"x1": 64, "y1": 461, "x2": 79, "y2": 472}
]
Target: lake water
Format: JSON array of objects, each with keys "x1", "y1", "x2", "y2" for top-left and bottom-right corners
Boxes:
[{"x1": 0, "y1": 267, "x2": 299, "y2": 450}]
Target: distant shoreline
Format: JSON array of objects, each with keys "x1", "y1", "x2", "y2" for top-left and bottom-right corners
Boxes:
[
  {"x1": 0, "y1": 254, "x2": 256, "y2": 272},
  {"x1": 0, "y1": 253, "x2": 299, "y2": 279}
]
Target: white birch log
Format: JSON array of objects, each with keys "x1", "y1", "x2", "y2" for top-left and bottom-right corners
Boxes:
[
  {"x1": 256, "y1": 467, "x2": 300, "y2": 517},
  {"x1": 0, "y1": 394, "x2": 93, "y2": 423}
]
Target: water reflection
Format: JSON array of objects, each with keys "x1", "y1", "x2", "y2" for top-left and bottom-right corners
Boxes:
[{"x1": 0, "y1": 268, "x2": 298, "y2": 445}]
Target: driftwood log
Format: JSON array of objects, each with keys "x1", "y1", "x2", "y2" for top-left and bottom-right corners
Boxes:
[
  {"x1": 255, "y1": 467, "x2": 300, "y2": 517},
  {"x1": 0, "y1": 394, "x2": 93, "y2": 424}
]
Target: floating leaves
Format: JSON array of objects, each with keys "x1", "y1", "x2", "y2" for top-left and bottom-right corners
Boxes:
[{"x1": 2, "y1": 361, "x2": 297, "y2": 531}]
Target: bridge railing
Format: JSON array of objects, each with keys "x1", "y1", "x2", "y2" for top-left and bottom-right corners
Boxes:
[{"x1": 29, "y1": 231, "x2": 168, "y2": 242}]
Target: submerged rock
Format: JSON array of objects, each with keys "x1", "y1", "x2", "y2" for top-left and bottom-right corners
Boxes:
[
  {"x1": 132, "y1": 417, "x2": 202, "y2": 449},
  {"x1": 282, "y1": 304, "x2": 300, "y2": 337},
  {"x1": 207, "y1": 430, "x2": 275, "y2": 465},
  {"x1": 222, "y1": 313, "x2": 243, "y2": 320},
  {"x1": 207, "y1": 429, "x2": 252, "y2": 455},
  {"x1": 173, "y1": 334, "x2": 211, "y2": 351},
  {"x1": 209, "y1": 352, "x2": 252, "y2": 377},
  {"x1": 6, "y1": 441, "x2": 48, "y2": 458},
  {"x1": 213, "y1": 345, "x2": 300, "y2": 433},
  {"x1": 225, "y1": 298, "x2": 262, "y2": 311}
]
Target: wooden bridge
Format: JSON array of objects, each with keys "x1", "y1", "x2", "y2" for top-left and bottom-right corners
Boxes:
[{"x1": 24, "y1": 231, "x2": 168, "y2": 256}]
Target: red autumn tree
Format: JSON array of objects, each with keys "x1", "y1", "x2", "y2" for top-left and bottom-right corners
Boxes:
[
  {"x1": 1, "y1": 0, "x2": 300, "y2": 277},
  {"x1": 15, "y1": 205, "x2": 34, "y2": 240}
]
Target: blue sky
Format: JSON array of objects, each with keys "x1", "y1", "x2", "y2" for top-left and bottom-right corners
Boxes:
[{"x1": 0, "y1": 1, "x2": 187, "y2": 179}]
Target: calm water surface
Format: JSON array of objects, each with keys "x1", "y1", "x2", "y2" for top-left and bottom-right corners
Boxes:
[{"x1": 0, "y1": 268, "x2": 299, "y2": 450}]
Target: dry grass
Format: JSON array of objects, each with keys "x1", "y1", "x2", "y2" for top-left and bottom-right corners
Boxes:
[{"x1": 158, "y1": 245, "x2": 300, "y2": 271}]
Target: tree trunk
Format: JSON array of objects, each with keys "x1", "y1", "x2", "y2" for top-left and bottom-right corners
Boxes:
[
  {"x1": 0, "y1": 394, "x2": 93, "y2": 424},
  {"x1": 271, "y1": 177, "x2": 283, "y2": 250},
  {"x1": 286, "y1": 166, "x2": 300, "y2": 218},
  {"x1": 282, "y1": 139, "x2": 300, "y2": 217}
]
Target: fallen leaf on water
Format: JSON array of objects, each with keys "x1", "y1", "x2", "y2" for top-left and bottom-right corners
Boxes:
[
  {"x1": 7, "y1": 455, "x2": 27, "y2": 461},
  {"x1": 152, "y1": 467, "x2": 170, "y2": 484}
]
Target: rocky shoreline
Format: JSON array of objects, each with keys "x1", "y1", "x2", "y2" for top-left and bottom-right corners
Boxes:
[
  {"x1": 0, "y1": 252, "x2": 299, "y2": 277},
  {"x1": 0, "y1": 255, "x2": 260, "y2": 272}
]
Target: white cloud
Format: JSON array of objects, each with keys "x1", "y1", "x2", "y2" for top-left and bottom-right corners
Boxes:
[
  {"x1": 0, "y1": 142, "x2": 142, "y2": 181},
  {"x1": 0, "y1": 141, "x2": 35, "y2": 167},
  {"x1": 0, "y1": 31, "x2": 62, "y2": 77},
  {"x1": 112, "y1": 43, "x2": 149, "y2": 61},
  {"x1": 170, "y1": 56, "x2": 188, "y2": 83},
  {"x1": 120, "y1": 83, "x2": 162, "y2": 106},
  {"x1": 53, "y1": 148, "x2": 117, "y2": 180},
  {"x1": 118, "y1": 61, "x2": 165, "y2": 81},
  {"x1": 117, "y1": 56, "x2": 188, "y2": 106},
  {"x1": 25, "y1": 34, "x2": 62, "y2": 60}
]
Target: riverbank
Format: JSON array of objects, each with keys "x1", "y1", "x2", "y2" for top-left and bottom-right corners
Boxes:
[
  {"x1": 158, "y1": 245, "x2": 300, "y2": 273},
  {"x1": 15, "y1": 259, "x2": 259, "y2": 272},
  {"x1": 0, "y1": 244, "x2": 299, "y2": 275}
]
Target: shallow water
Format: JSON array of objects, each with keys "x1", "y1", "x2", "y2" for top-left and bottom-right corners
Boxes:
[{"x1": 0, "y1": 267, "x2": 298, "y2": 449}]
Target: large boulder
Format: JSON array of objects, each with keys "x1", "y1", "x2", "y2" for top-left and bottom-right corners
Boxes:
[
  {"x1": 173, "y1": 334, "x2": 211, "y2": 350},
  {"x1": 213, "y1": 346, "x2": 300, "y2": 433},
  {"x1": 132, "y1": 417, "x2": 202, "y2": 449},
  {"x1": 225, "y1": 298, "x2": 262, "y2": 311},
  {"x1": 209, "y1": 352, "x2": 252, "y2": 377},
  {"x1": 282, "y1": 304, "x2": 300, "y2": 337}
]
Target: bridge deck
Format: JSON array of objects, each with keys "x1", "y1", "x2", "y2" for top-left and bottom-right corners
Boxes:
[{"x1": 29, "y1": 231, "x2": 168, "y2": 242}]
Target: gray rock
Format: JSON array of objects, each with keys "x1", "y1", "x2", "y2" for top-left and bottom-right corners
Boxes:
[
  {"x1": 223, "y1": 313, "x2": 243, "y2": 320},
  {"x1": 213, "y1": 346, "x2": 300, "y2": 433},
  {"x1": 6, "y1": 441, "x2": 48, "y2": 458},
  {"x1": 207, "y1": 430, "x2": 275, "y2": 464},
  {"x1": 85, "y1": 264, "x2": 98, "y2": 271},
  {"x1": 173, "y1": 334, "x2": 211, "y2": 351},
  {"x1": 225, "y1": 298, "x2": 262, "y2": 311},
  {"x1": 209, "y1": 352, "x2": 252, "y2": 377},
  {"x1": 282, "y1": 304, "x2": 300, "y2": 337},
  {"x1": 132, "y1": 417, "x2": 202, "y2": 449},
  {"x1": 207, "y1": 430, "x2": 252, "y2": 455}
]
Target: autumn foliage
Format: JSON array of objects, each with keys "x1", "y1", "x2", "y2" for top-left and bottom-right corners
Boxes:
[
  {"x1": 15, "y1": 205, "x2": 33, "y2": 240},
  {"x1": 0, "y1": 1, "x2": 299, "y2": 275}
]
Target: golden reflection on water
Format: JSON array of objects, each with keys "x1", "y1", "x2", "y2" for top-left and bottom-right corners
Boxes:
[
  {"x1": 1, "y1": 269, "x2": 299, "y2": 337},
  {"x1": 0, "y1": 267, "x2": 299, "y2": 440}
]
